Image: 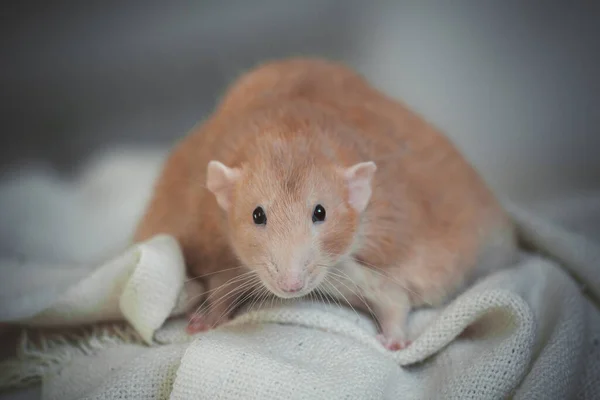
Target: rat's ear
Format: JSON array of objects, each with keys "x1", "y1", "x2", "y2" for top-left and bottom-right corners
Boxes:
[
  {"x1": 342, "y1": 161, "x2": 377, "y2": 213},
  {"x1": 206, "y1": 160, "x2": 241, "y2": 211}
]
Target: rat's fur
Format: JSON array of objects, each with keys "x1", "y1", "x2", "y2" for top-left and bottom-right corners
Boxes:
[{"x1": 133, "y1": 58, "x2": 518, "y2": 350}]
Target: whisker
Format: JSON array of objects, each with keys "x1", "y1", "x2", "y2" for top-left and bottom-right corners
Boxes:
[
  {"x1": 185, "y1": 265, "x2": 248, "y2": 282},
  {"x1": 219, "y1": 276, "x2": 262, "y2": 311},
  {"x1": 192, "y1": 274, "x2": 259, "y2": 317},
  {"x1": 322, "y1": 280, "x2": 344, "y2": 311},
  {"x1": 258, "y1": 287, "x2": 272, "y2": 310},
  {"x1": 311, "y1": 264, "x2": 342, "y2": 310},
  {"x1": 212, "y1": 283, "x2": 263, "y2": 328},
  {"x1": 313, "y1": 287, "x2": 325, "y2": 307},
  {"x1": 189, "y1": 270, "x2": 257, "y2": 304},
  {"x1": 188, "y1": 273, "x2": 255, "y2": 313},
  {"x1": 248, "y1": 286, "x2": 269, "y2": 312},
  {"x1": 326, "y1": 271, "x2": 381, "y2": 327},
  {"x1": 200, "y1": 275, "x2": 261, "y2": 314},
  {"x1": 256, "y1": 288, "x2": 272, "y2": 311},
  {"x1": 242, "y1": 290, "x2": 259, "y2": 314},
  {"x1": 315, "y1": 286, "x2": 333, "y2": 309},
  {"x1": 269, "y1": 289, "x2": 276, "y2": 309},
  {"x1": 316, "y1": 253, "x2": 430, "y2": 305},
  {"x1": 322, "y1": 277, "x2": 362, "y2": 322},
  {"x1": 204, "y1": 285, "x2": 262, "y2": 330}
]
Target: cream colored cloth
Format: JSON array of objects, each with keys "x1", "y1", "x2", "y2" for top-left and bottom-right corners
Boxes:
[{"x1": 1, "y1": 205, "x2": 599, "y2": 400}]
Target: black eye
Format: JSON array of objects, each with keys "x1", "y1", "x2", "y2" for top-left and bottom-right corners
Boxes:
[
  {"x1": 253, "y1": 207, "x2": 267, "y2": 225},
  {"x1": 312, "y1": 204, "x2": 326, "y2": 223}
]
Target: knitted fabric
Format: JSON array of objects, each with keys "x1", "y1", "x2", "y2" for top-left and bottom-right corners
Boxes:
[{"x1": 0, "y1": 205, "x2": 598, "y2": 400}]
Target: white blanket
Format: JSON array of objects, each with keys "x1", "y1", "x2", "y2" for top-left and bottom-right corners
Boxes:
[{"x1": 0, "y1": 155, "x2": 599, "y2": 399}]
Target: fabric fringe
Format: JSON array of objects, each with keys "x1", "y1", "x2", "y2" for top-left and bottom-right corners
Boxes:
[{"x1": 0, "y1": 322, "x2": 145, "y2": 391}]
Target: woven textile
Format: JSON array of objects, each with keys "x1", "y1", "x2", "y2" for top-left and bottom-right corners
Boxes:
[{"x1": 0, "y1": 205, "x2": 599, "y2": 399}]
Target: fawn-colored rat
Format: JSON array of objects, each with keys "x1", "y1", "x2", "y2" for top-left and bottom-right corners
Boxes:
[{"x1": 133, "y1": 57, "x2": 518, "y2": 350}]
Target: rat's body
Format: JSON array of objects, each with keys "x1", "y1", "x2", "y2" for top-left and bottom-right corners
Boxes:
[{"x1": 134, "y1": 58, "x2": 518, "y2": 350}]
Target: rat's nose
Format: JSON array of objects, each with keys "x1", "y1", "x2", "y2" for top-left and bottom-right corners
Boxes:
[{"x1": 280, "y1": 279, "x2": 304, "y2": 293}]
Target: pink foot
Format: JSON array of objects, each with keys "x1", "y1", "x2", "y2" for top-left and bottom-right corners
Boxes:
[
  {"x1": 376, "y1": 334, "x2": 411, "y2": 351},
  {"x1": 186, "y1": 313, "x2": 210, "y2": 334},
  {"x1": 186, "y1": 311, "x2": 231, "y2": 335}
]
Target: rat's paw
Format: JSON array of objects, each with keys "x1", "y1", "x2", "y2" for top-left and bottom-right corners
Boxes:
[
  {"x1": 186, "y1": 313, "x2": 210, "y2": 334},
  {"x1": 186, "y1": 310, "x2": 231, "y2": 335},
  {"x1": 375, "y1": 311, "x2": 411, "y2": 351},
  {"x1": 376, "y1": 333, "x2": 411, "y2": 351}
]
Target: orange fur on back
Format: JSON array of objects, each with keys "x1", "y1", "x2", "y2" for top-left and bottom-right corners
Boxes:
[{"x1": 133, "y1": 57, "x2": 518, "y2": 347}]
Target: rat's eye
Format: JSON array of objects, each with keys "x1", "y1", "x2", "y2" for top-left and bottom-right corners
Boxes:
[
  {"x1": 253, "y1": 206, "x2": 267, "y2": 225},
  {"x1": 312, "y1": 204, "x2": 326, "y2": 223}
]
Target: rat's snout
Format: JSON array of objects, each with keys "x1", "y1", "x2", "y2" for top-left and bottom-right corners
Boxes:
[
  {"x1": 278, "y1": 277, "x2": 304, "y2": 293},
  {"x1": 274, "y1": 266, "x2": 307, "y2": 296},
  {"x1": 269, "y1": 246, "x2": 316, "y2": 297}
]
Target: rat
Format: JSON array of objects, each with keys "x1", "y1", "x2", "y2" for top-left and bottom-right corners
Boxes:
[{"x1": 133, "y1": 57, "x2": 518, "y2": 350}]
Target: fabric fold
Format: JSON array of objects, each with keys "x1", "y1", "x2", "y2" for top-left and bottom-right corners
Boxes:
[{"x1": 0, "y1": 203, "x2": 598, "y2": 400}]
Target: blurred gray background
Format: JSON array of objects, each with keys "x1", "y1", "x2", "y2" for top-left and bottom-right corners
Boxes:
[{"x1": 2, "y1": 0, "x2": 599, "y2": 204}]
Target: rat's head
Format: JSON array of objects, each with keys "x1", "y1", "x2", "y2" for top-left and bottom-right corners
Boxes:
[{"x1": 205, "y1": 151, "x2": 376, "y2": 299}]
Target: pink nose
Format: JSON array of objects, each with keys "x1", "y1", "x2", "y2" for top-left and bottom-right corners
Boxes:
[{"x1": 280, "y1": 279, "x2": 304, "y2": 293}]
